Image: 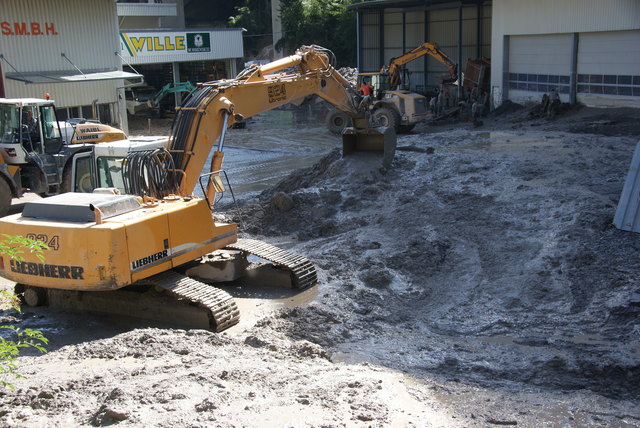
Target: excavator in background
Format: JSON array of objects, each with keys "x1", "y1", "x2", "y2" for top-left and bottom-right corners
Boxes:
[
  {"x1": 326, "y1": 42, "x2": 457, "y2": 134},
  {"x1": 126, "y1": 82, "x2": 196, "y2": 117},
  {"x1": 0, "y1": 98, "x2": 131, "y2": 217},
  {"x1": 0, "y1": 45, "x2": 395, "y2": 332}
]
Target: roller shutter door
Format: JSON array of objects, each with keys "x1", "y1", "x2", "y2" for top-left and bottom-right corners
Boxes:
[
  {"x1": 507, "y1": 34, "x2": 572, "y2": 104},
  {"x1": 577, "y1": 30, "x2": 640, "y2": 108}
]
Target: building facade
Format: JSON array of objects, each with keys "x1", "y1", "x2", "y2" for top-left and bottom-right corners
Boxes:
[
  {"x1": 118, "y1": 0, "x2": 244, "y2": 114},
  {"x1": 0, "y1": 0, "x2": 139, "y2": 128},
  {"x1": 492, "y1": 0, "x2": 640, "y2": 108},
  {"x1": 352, "y1": 0, "x2": 491, "y2": 95}
]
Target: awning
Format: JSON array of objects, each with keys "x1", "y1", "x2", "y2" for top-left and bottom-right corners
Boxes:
[{"x1": 5, "y1": 69, "x2": 143, "y2": 84}]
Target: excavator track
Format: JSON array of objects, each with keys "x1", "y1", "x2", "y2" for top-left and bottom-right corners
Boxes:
[
  {"x1": 226, "y1": 238, "x2": 317, "y2": 290},
  {"x1": 146, "y1": 270, "x2": 240, "y2": 332}
]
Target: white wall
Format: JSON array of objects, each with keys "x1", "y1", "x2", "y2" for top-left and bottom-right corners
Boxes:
[
  {"x1": 491, "y1": 0, "x2": 640, "y2": 107},
  {"x1": 1, "y1": 0, "x2": 122, "y2": 108}
]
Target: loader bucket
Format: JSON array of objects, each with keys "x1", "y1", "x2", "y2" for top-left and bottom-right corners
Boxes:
[{"x1": 342, "y1": 126, "x2": 397, "y2": 168}]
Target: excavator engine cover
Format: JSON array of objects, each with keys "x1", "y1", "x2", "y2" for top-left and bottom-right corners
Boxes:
[{"x1": 342, "y1": 126, "x2": 397, "y2": 169}]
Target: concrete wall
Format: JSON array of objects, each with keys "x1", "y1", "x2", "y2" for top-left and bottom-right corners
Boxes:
[{"x1": 491, "y1": 0, "x2": 640, "y2": 107}]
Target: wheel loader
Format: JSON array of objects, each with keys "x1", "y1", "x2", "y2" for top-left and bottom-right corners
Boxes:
[
  {"x1": 326, "y1": 42, "x2": 458, "y2": 134},
  {"x1": 0, "y1": 45, "x2": 397, "y2": 332},
  {"x1": 0, "y1": 98, "x2": 129, "y2": 216}
]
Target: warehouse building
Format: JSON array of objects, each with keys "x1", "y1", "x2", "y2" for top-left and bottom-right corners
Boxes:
[
  {"x1": 350, "y1": 0, "x2": 491, "y2": 95},
  {"x1": 0, "y1": 0, "x2": 140, "y2": 129},
  {"x1": 492, "y1": 0, "x2": 640, "y2": 108},
  {"x1": 351, "y1": 0, "x2": 640, "y2": 109},
  {"x1": 117, "y1": 0, "x2": 244, "y2": 115}
]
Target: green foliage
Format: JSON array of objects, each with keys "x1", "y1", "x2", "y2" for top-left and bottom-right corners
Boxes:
[
  {"x1": 0, "y1": 324, "x2": 49, "y2": 390},
  {"x1": 0, "y1": 234, "x2": 48, "y2": 263},
  {"x1": 229, "y1": 0, "x2": 358, "y2": 66},
  {"x1": 0, "y1": 235, "x2": 49, "y2": 390},
  {"x1": 277, "y1": 0, "x2": 357, "y2": 67},
  {"x1": 228, "y1": 0, "x2": 273, "y2": 57}
]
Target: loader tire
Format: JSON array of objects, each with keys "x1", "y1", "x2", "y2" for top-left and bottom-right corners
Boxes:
[
  {"x1": 326, "y1": 110, "x2": 351, "y2": 134},
  {"x1": 0, "y1": 178, "x2": 11, "y2": 218},
  {"x1": 397, "y1": 124, "x2": 415, "y2": 134},
  {"x1": 372, "y1": 107, "x2": 401, "y2": 132},
  {"x1": 60, "y1": 165, "x2": 72, "y2": 193}
]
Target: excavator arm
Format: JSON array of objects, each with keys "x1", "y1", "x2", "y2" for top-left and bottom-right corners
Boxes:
[
  {"x1": 387, "y1": 42, "x2": 458, "y2": 88},
  {"x1": 167, "y1": 45, "x2": 395, "y2": 203}
]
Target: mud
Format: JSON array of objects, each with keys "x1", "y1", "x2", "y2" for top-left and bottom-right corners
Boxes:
[{"x1": 1, "y1": 105, "x2": 640, "y2": 426}]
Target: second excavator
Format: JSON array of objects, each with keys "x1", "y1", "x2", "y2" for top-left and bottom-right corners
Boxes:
[{"x1": 0, "y1": 45, "x2": 396, "y2": 331}]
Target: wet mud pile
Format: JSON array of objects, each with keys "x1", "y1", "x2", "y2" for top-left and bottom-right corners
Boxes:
[
  {"x1": 2, "y1": 114, "x2": 640, "y2": 426},
  {"x1": 238, "y1": 129, "x2": 640, "y2": 403}
]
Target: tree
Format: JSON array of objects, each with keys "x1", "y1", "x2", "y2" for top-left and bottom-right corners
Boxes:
[
  {"x1": 228, "y1": 0, "x2": 273, "y2": 58},
  {"x1": 277, "y1": 0, "x2": 357, "y2": 67},
  {"x1": 0, "y1": 235, "x2": 49, "y2": 390}
]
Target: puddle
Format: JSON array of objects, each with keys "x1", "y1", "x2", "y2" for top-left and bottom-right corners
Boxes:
[
  {"x1": 195, "y1": 112, "x2": 338, "y2": 200},
  {"x1": 228, "y1": 283, "x2": 318, "y2": 332},
  {"x1": 450, "y1": 131, "x2": 571, "y2": 156}
]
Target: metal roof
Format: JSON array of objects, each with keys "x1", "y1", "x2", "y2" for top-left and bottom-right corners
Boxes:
[
  {"x1": 348, "y1": 0, "x2": 486, "y2": 10},
  {"x1": 5, "y1": 70, "x2": 143, "y2": 85}
]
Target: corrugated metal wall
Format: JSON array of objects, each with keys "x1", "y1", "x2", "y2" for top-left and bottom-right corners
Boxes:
[
  {"x1": 361, "y1": 12, "x2": 381, "y2": 71},
  {"x1": 1, "y1": 0, "x2": 121, "y2": 108},
  {"x1": 359, "y1": 3, "x2": 491, "y2": 93}
]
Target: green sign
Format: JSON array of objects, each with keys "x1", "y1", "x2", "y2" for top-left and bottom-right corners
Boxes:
[{"x1": 186, "y1": 32, "x2": 211, "y2": 53}]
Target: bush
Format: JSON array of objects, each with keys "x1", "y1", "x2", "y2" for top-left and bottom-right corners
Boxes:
[{"x1": 0, "y1": 235, "x2": 49, "y2": 390}]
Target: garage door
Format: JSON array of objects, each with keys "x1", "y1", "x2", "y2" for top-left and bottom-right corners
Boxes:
[
  {"x1": 508, "y1": 34, "x2": 573, "y2": 104},
  {"x1": 577, "y1": 30, "x2": 640, "y2": 108}
]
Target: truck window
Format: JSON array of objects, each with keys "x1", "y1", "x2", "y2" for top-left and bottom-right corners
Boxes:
[
  {"x1": 40, "y1": 105, "x2": 64, "y2": 154},
  {"x1": 0, "y1": 104, "x2": 20, "y2": 144}
]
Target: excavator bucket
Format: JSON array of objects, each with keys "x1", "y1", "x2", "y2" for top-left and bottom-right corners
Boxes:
[{"x1": 342, "y1": 126, "x2": 397, "y2": 169}]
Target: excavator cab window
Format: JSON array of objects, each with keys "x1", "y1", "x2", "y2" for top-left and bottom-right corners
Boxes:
[{"x1": 96, "y1": 156, "x2": 126, "y2": 193}]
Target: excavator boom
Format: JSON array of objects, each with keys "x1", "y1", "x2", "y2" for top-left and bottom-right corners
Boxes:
[
  {"x1": 168, "y1": 45, "x2": 396, "y2": 202},
  {"x1": 387, "y1": 42, "x2": 458, "y2": 87}
]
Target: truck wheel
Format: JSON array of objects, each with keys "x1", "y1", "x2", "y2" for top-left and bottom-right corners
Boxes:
[
  {"x1": 24, "y1": 287, "x2": 47, "y2": 307},
  {"x1": 0, "y1": 178, "x2": 11, "y2": 218},
  {"x1": 60, "y1": 165, "x2": 73, "y2": 193},
  {"x1": 326, "y1": 110, "x2": 351, "y2": 134},
  {"x1": 397, "y1": 124, "x2": 415, "y2": 134},
  {"x1": 372, "y1": 107, "x2": 401, "y2": 132}
]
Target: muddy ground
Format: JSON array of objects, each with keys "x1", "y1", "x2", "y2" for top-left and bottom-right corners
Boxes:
[{"x1": 1, "y1": 103, "x2": 639, "y2": 427}]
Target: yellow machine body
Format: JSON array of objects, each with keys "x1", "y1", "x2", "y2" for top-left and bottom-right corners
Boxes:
[{"x1": 0, "y1": 195, "x2": 237, "y2": 291}]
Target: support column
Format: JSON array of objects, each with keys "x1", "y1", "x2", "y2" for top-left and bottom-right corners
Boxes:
[
  {"x1": 271, "y1": 0, "x2": 283, "y2": 59},
  {"x1": 570, "y1": 33, "x2": 579, "y2": 104},
  {"x1": 477, "y1": 3, "x2": 482, "y2": 59},
  {"x1": 379, "y1": 10, "x2": 385, "y2": 67},
  {"x1": 424, "y1": 10, "x2": 429, "y2": 90},
  {"x1": 457, "y1": 6, "x2": 463, "y2": 99},
  {"x1": 356, "y1": 11, "x2": 360, "y2": 70},
  {"x1": 502, "y1": 35, "x2": 510, "y2": 103},
  {"x1": 172, "y1": 62, "x2": 182, "y2": 107}
]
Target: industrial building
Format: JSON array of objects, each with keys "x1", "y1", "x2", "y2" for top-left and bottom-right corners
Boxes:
[
  {"x1": 0, "y1": 0, "x2": 140, "y2": 129},
  {"x1": 117, "y1": 0, "x2": 243, "y2": 115},
  {"x1": 350, "y1": 0, "x2": 640, "y2": 108},
  {"x1": 0, "y1": 0, "x2": 244, "y2": 133}
]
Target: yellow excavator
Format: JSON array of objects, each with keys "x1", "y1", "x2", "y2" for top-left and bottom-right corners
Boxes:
[
  {"x1": 386, "y1": 42, "x2": 458, "y2": 88},
  {"x1": 0, "y1": 45, "x2": 395, "y2": 331}
]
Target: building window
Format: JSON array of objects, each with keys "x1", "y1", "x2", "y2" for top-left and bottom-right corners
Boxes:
[{"x1": 576, "y1": 74, "x2": 640, "y2": 97}]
